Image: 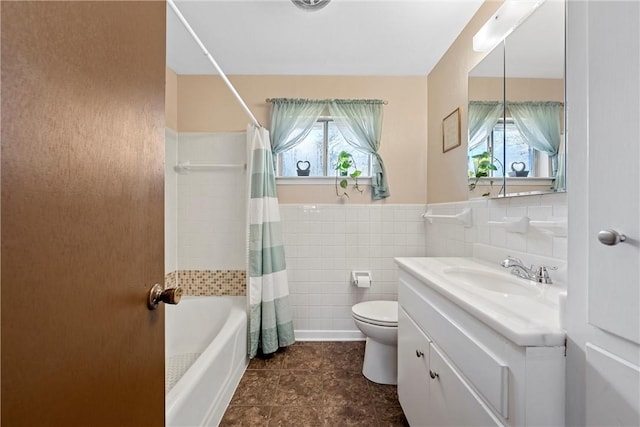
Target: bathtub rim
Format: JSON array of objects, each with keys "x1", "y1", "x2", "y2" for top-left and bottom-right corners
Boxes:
[{"x1": 165, "y1": 295, "x2": 248, "y2": 426}]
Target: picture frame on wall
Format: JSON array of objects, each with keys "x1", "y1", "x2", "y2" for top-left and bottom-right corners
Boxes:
[{"x1": 442, "y1": 107, "x2": 461, "y2": 153}]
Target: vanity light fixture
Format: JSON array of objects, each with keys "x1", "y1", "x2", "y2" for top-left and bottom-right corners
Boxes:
[
  {"x1": 473, "y1": 0, "x2": 546, "y2": 52},
  {"x1": 291, "y1": 0, "x2": 331, "y2": 11}
]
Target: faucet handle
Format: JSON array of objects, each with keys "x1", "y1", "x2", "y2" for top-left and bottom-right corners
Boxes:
[
  {"x1": 534, "y1": 265, "x2": 557, "y2": 284},
  {"x1": 501, "y1": 255, "x2": 522, "y2": 267}
]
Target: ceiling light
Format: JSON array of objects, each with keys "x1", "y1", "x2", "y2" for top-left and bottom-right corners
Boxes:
[
  {"x1": 473, "y1": 0, "x2": 545, "y2": 52},
  {"x1": 291, "y1": 0, "x2": 331, "y2": 12}
]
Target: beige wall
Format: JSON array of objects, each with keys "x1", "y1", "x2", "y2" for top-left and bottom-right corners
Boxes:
[
  {"x1": 173, "y1": 74, "x2": 428, "y2": 204},
  {"x1": 469, "y1": 76, "x2": 564, "y2": 102},
  {"x1": 427, "y1": 0, "x2": 504, "y2": 203},
  {"x1": 166, "y1": 67, "x2": 178, "y2": 130}
]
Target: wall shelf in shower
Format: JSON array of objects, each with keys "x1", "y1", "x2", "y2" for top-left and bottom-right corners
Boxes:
[{"x1": 174, "y1": 161, "x2": 247, "y2": 174}]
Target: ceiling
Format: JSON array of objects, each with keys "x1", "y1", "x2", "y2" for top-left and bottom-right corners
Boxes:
[{"x1": 166, "y1": 0, "x2": 485, "y2": 76}]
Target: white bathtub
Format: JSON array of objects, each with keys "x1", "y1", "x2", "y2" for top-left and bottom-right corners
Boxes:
[{"x1": 165, "y1": 296, "x2": 248, "y2": 427}]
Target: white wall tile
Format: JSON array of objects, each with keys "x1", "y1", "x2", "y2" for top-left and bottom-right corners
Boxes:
[{"x1": 280, "y1": 204, "x2": 428, "y2": 335}]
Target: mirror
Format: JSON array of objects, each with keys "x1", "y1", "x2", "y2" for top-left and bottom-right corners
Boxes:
[{"x1": 468, "y1": 0, "x2": 565, "y2": 197}]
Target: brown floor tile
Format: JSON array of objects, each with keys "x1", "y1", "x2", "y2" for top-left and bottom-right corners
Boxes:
[
  {"x1": 282, "y1": 343, "x2": 324, "y2": 370},
  {"x1": 229, "y1": 370, "x2": 280, "y2": 406},
  {"x1": 248, "y1": 349, "x2": 285, "y2": 370},
  {"x1": 219, "y1": 406, "x2": 271, "y2": 426},
  {"x1": 293, "y1": 341, "x2": 324, "y2": 347},
  {"x1": 367, "y1": 380, "x2": 400, "y2": 406},
  {"x1": 322, "y1": 346, "x2": 364, "y2": 372},
  {"x1": 269, "y1": 406, "x2": 324, "y2": 426},
  {"x1": 275, "y1": 370, "x2": 324, "y2": 406},
  {"x1": 323, "y1": 405, "x2": 378, "y2": 426},
  {"x1": 323, "y1": 341, "x2": 365, "y2": 354},
  {"x1": 221, "y1": 341, "x2": 407, "y2": 426},
  {"x1": 323, "y1": 370, "x2": 372, "y2": 407},
  {"x1": 375, "y1": 404, "x2": 410, "y2": 427}
]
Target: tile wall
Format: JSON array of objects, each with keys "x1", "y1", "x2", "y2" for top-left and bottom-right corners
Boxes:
[
  {"x1": 175, "y1": 132, "x2": 247, "y2": 272},
  {"x1": 165, "y1": 131, "x2": 248, "y2": 296},
  {"x1": 165, "y1": 270, "x2": 246, "y2": 296},
  {"x1": 279, "y1": 204, "x2": 427, "y2": 339},
  {"x1": 424, "y1": 193, "x2": 568, "y2": 260}
]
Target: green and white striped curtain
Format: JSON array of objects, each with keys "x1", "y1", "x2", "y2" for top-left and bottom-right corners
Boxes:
[{"x1": 247, "y1": 124, "x2": 295, "y2": 358}]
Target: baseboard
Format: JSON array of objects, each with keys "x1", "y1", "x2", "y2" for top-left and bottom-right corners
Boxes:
[{"x1": 294, "y1": 329, "x2": 365, "y2": 341}]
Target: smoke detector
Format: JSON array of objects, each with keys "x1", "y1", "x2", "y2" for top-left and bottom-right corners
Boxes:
[{"x1": 291, "y1": 0, "x2": 331, "y2": 11}]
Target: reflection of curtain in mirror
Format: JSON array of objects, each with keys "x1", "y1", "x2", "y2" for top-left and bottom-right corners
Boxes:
[
  {"x1": 507, "y1": 101, "x2": 563, "y2": 189},
  {"x1": 468, "y1": 101, "x2": 503, "y2": 149}
]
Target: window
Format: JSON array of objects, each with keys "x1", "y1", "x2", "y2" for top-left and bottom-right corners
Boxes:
[
  {"x1": 468, "y1": 119, "x2": 550, "y2": 178},
  {"x1": 277, "y1": 118, "x2": 372, "y2": 177}
]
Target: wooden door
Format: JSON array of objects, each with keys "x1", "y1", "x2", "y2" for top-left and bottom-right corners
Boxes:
[{"x1": 1, "y1": 2, "x2": 166, "y2": 425}]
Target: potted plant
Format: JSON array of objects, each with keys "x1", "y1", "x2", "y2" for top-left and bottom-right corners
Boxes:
[
  {"x1": 335, "y1": 150, "x2": 363, "y2": 198},
  {"x1": 468, "y1": 151, "x2": 503, "y2": 197}
]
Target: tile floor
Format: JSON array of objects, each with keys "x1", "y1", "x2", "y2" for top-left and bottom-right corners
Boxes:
[{"x1": 220, "y1": 341, "x2": 409, "y2": 426}]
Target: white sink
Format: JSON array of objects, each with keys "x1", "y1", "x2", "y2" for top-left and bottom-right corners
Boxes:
[
  {"x1": 394, "y1": 256, "x2": 565, "y2": 346},
  {"x1": 441, "y1": 266, "x2": 541, "y2": 297}
]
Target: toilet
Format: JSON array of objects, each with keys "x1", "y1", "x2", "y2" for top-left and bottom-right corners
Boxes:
[{"x1": 351, "y1": 300, "x2": 398, "y2": 385}]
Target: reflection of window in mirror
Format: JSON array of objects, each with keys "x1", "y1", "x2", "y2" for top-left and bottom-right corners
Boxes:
[{"x1": 468, "y1": 119, "x2": 551, "y2": 179}]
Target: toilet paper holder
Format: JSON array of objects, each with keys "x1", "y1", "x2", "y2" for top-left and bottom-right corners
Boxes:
[{"x1": 351, "y1": 270, "x2": 372, "y2": 287}]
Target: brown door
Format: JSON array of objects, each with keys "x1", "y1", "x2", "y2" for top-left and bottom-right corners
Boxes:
[{"x1": 1, "y1": 2, "x2": 166, "y2": 425}]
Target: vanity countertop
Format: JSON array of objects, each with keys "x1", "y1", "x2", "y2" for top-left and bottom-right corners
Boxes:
[{"x1": 395, "y1": 257, "x2": 566, "y2": 347}]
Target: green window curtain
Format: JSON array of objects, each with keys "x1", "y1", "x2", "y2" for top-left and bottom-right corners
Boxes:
[
  {"x1": 468, "y1": 101, "x2": 503, "y2": 149},
  {"x1": 328, "y1": 99, "x2": 389, "y2": 200},
  {"x1": 507, "y1": 101, "x2": 563, "y2": 190},
  {"x1": 270, "y1": 98, "x2": 327, "y2": 155}
]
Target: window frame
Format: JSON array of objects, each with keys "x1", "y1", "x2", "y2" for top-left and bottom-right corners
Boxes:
[
  {"x1": 481, "y1": 118, "x2": 549, "y2": 178},
  {"x1": 276, "y1": 117, "x2": 373, "y2": 178}
]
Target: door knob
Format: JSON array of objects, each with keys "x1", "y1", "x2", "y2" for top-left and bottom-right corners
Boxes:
[
  {"x1": 147, "y1": 284, "x2": 182, "y2": 310},
  {"x1": 598, "y1": 229, "x2": 627, "y2": 246}
]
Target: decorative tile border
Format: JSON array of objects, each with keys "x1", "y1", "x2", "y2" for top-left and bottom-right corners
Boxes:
[
  {"x1": 165, "y1": 270, "x2": 246, "y2": 296},
  {"x1": 165, "y1": 271, "x2": 178, "y2": 289}
]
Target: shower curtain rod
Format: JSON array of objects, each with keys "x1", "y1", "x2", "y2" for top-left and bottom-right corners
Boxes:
[
  {"x1": 265, "y1": 98, "x2": 389, "y2": 105},
  {"x1": 167, "y1": 0, "x2": 261, "y2": 128}
]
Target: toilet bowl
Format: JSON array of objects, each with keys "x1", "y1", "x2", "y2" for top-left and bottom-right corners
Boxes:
[{"x1": 352, "y1": 300, "x2": 398, "y2": 385}]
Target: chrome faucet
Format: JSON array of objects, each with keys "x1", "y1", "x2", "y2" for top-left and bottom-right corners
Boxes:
[{"x1": 501, "y1": 256, "x2": 556, "y2": 284}]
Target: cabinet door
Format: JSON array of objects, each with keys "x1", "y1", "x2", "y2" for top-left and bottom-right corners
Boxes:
[
  {"x1": 398, "y1": 308, "x2": 431, "y2": 426},
  {"x1": 428, "y1": 343, "x2": 504, "y2": 427},
  {"x1": 586, "y1": 0, "x2": 639, "y2": 344}
]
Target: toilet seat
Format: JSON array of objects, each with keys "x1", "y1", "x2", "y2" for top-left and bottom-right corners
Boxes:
[{"x1": 352, "y1": 301, "x2": 398, "y2": 327}]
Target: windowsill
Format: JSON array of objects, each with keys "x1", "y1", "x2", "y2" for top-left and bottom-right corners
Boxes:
[
  {"x1": 469, "y1": 176, "x2": 555, "y2": 187},
  {"x1": 276, "y1": 176, "x2": 373, "y2": 185}
]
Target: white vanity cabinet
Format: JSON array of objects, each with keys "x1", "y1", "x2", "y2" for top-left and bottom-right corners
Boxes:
[
  {"x1": 396, "y1": 263, "x2": 566, "y2": 427},
  {"x1": 397, "y1": 308, "x2": 431, "y2": 424},
  {"x1": 399, "y1": 307, "x2": 503, "y2": 426}
]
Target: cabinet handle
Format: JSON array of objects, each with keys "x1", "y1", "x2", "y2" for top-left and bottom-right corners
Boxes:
[
  {"x1": 429, "y1": 370, "x2": 439, "y2": 379},
  {"x1": 598, "y1": 229, "x2": 627, "y2": 246},
  {"x1": 415, "y1": 350, "x2": 424, "y2": 358}
]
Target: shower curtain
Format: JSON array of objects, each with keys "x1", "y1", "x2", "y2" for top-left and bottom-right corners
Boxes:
[{"x1": 247, "y1": 124, "x2": 295, "y2": 358}]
